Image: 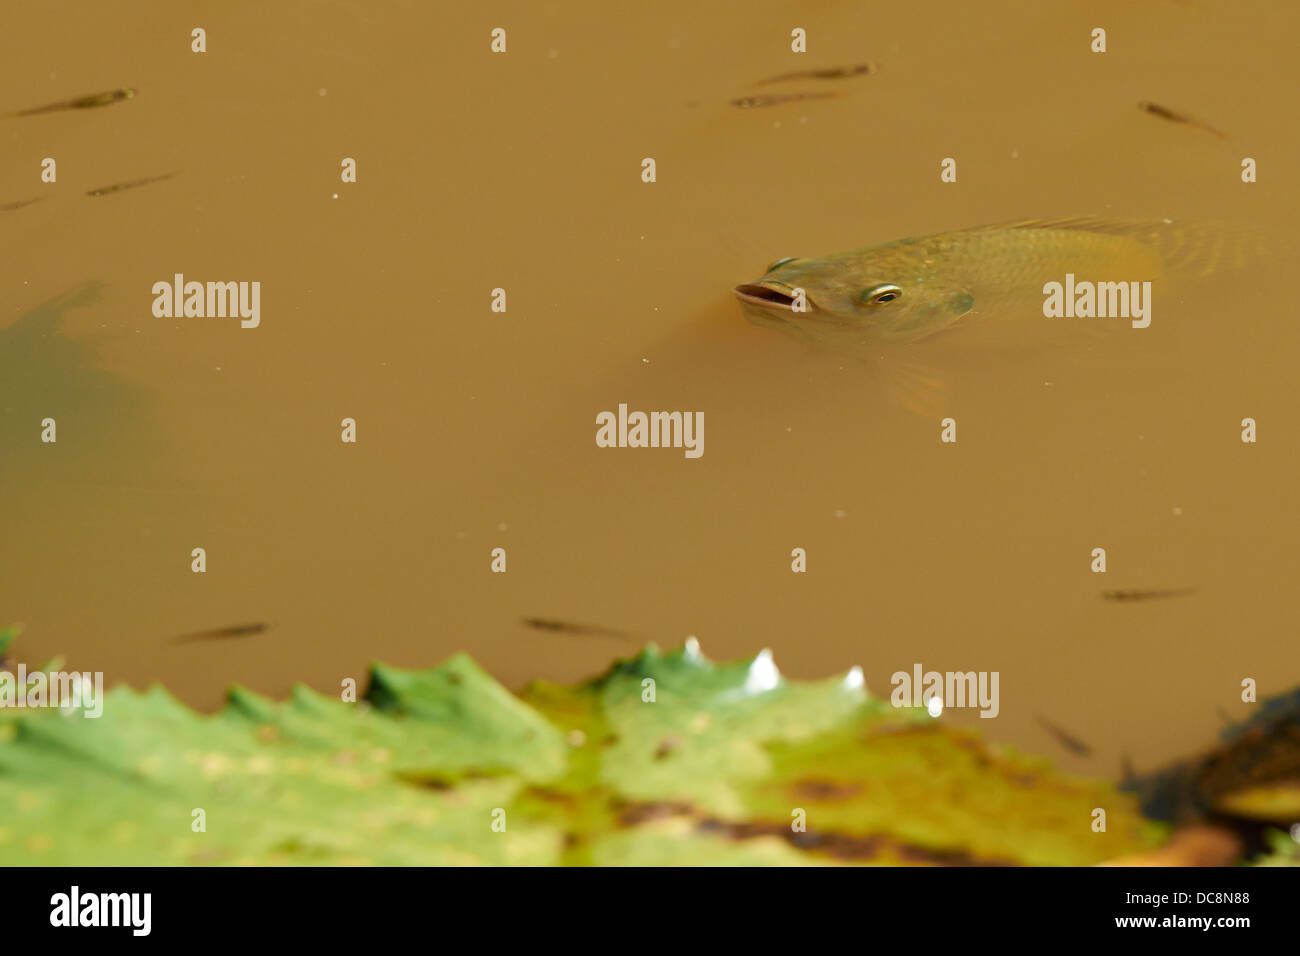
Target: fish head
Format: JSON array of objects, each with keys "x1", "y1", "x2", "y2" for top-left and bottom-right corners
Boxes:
[{"x1": 734, "y1": 251, "x2": 975, "y2": 344}]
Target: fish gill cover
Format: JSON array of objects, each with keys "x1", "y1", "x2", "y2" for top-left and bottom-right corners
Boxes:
[{"x1": 0, "y1": 632, "x2": 1178, "y2": 866}]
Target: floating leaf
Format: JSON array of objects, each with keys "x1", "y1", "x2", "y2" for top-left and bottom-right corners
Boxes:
[{"x1": 0, "y1": 637, "x2": 1162, "y2": 865}]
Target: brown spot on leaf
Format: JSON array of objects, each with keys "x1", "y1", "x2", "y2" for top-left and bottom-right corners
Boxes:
[
  {"x1": 523, "y1": 786, "x2": 580, "y2": 807},
  {"x1": 655, "y1": 736, "x2": 682, "y2": 760},
  {"x1": 612, "y1": 798, "x2": 1018, "y2": 865},
  {"x1": 697, "y1": 816, "x2": 1017, "y2": 866},
  {"x1": 393, "y1": 771, "x2": 455, "y2": 790},
  {"x1": 615, "y1": 800, "x2": 694, "y2": 827},
  {"x1": 791, "y1": 778, "x2": 862, "y2": 800}
]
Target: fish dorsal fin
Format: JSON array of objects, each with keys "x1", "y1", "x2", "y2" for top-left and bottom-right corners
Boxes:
[
  {"x1": 979, "y1": 216, "x2": 1167, "y2": 235},
  {"x1": 974, "y1": 216, "x2": 1268, "y2": 278}
]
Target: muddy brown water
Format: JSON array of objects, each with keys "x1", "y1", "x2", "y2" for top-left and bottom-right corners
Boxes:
[{"x1": 2, "y1": 0, "x2": 1297, "y2": 779}]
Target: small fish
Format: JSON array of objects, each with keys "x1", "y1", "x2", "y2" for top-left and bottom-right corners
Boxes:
[
  {"x1": 13, "y1": 87, "x2": 136, "y2": 117},
  {"x1": 754, "y1": 63, "x2": 877, "y2": 85},
  {"x1": 521, "y1": 617, "x2": 640, "y2": 640},
  {"x1": 1102, "y1": 587, "x2": 1197, "y2": 602},
  {"x1": 735, "y1": 217, "x2": 1253, "y2": 348},
  {"x1": 1038, "y1": 716, "x2": 1093, "y2": 757},
  {"x1": 731, "y1": 92, "x2": 842, "y2": 109},
  {"x1": 1138, "y1": 101, "x2": 1226, "y2": 140},
  {"x1": 0, "y1": 197, "x2": 46, "y2": 212},
  {"x1": 86, "y1": 172, "x2": 176, "y2": 198},
  {"x1": 170, "y1": 622, "x2": 268, "y2": 644}
]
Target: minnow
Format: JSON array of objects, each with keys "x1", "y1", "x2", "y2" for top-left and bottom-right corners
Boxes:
[
  {"x1": 13, "y1": 87, "x2": 136, "y2": 117},
  {"x1": 1102, "y1": 587, "x2": 1197, "y2": 602},
  {"x1": 1137, "y1": 101, "x2": 1226, "y2": 140},
  {"x1": 731, "y1": 92, "x2": 842, "y2": 109},
  {"x1": 170, "y1": 622, "x2": 268, "y2": 643},
  {"x1": 86, "y1": 172, "x2": 176, "y2": 198},
  {"x1": 0, "y1": 197, "x2": 45, "y2": 212},
  {"x1": 1037, "y1": 716, "x2": 1092, "y2": 757},
  {"x1": 754, "y1": 63, "x2": 877, "y2": 85},
  {"x1": 521, "y1": 617, "x2": 640, "y2": 640}
]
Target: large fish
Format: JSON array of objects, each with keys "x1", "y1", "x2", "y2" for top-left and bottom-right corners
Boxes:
[{"x1": 734, "y1": 218, "x2": 1253, "y2": 348}]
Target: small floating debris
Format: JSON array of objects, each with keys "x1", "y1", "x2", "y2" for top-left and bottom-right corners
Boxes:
[{"x1": 1137, "y1": 101, "x2": 1226, "y2": 139}]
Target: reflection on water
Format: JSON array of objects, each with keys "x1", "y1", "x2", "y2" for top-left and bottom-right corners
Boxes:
[{"x1": 1, "y1": 0, "x2": 1297, "y2": 782}]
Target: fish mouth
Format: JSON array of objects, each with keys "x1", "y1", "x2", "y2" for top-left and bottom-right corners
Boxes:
[{"x1": 733, "y1": 282, "x2": 800, "y2": 311}]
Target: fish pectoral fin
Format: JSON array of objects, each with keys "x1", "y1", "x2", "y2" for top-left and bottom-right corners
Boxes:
[{"x1": 866, "y1": 351, "x2": 949, "y2": 417}]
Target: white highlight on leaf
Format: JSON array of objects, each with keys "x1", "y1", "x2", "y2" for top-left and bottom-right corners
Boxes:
[
  {"x1": 927, "y1": 696, "x2": 944, "y2": 718},
  {"x1": 843, "y1": 666, "x2": 865, "y2": 691},
  {"x1": 744, "y1": 649, "x2": 781, "y2": 695}
]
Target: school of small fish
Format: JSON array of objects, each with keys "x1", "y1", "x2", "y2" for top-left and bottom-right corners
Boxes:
[{"x1": 3, "y1": 86, "x2": 175, "y2": 210}]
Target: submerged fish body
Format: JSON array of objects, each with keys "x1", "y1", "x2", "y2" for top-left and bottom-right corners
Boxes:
[
  {"x1": 14, "y1": 87, "x2": 136, "y2": 117},
  {"x1": 732, "y1": 218, "x2": 1232, "y2": 348},
  {"x1": 1138, "y1": 101, "x2": 1226, "y2": 140}
]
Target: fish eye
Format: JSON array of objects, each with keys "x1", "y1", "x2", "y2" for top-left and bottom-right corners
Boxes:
[
  {"x1": 764, "y1": 256, "x2": 797, "y2": 274},
  {"x1": 861, "y1": 284, "x2": 903, "y2": 306}
]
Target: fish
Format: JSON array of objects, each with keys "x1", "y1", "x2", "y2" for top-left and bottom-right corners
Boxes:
[
  {"x1": 86, "y1": 172, "x2": 176, "y2": 198},
  {"x1": 731, "y1": 92, "x2": 842, "y2": 109},
  {"x1": 521, "y1": 617, "x2": 640, "y2": 641},
  {"x1": 754, "y1": 63, "x2": 877, "y2": 85},
  {"x1": 1138, "y1": 101, "x2": 1226, "y2": 139},
  {"x1": 734, "y1": 217, "x2": 1253, "y2": 348},
  {"x1": 170, "y1": 622, "x2": 268, "y2": 644},
  {"x1": 1037, "y1": 716, "x2": 1093, "y2": 757},
  {"x1": 1102, "y1": 587, "x2": 1197, "y2": 602},
  {"x1": 12, "y1": 87, "x2": 136, "y2": 117},
  {"x1": 0, "y1": 197, "x2": 46, "y2": 212}
]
